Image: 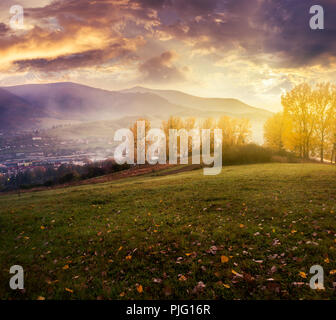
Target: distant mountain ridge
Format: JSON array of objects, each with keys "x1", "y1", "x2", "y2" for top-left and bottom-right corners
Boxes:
[
  {"x1": 0, "y1": 82, "x2": 273, "y2": 142},
  {"x1": 123, "y1": 86, "x2": 273, "y2": 120},
  {"x1": 3, "y1": 82, "x2": 191, "y2": 125}
]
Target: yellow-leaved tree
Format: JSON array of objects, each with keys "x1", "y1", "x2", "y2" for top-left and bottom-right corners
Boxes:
[
  {"x1": 263, "y1": 112, "x2": 286, "y2": 152},
  {"x1": 281, "y1": 83, "x2": 315, "y2": 159},
  {"x1": 312, "y1": 83, "x2": 336, "y2": 162},
  {"x1": 265, "y1": 82, "x2": 336, "y2": 161},
  {"x1": 217, "y1": 116, "x2": 251, "y2": 146}
]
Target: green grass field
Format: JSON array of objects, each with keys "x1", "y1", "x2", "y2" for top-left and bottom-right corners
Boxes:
[{"x1": 1, "y1": 163, "x2": 336, "y2": 300}]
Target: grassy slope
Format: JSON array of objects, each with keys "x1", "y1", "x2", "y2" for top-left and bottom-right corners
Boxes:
[{"x1": 1, "y1": 163, "x2": 336, "y2": 300}]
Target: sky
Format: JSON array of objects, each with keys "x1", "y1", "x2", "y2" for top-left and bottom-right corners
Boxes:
[{"x1": 0, "y1": 0, "x2": 336, "y2": 112}]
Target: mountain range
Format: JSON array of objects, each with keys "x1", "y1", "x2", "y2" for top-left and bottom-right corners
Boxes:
[{"x1": 0, "y1": 82, "x2": 273, "y2": 142}]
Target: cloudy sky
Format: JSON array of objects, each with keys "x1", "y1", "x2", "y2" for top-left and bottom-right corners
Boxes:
[{"x1": 0, "y1": 0, "x2": 336, "y2": 111}]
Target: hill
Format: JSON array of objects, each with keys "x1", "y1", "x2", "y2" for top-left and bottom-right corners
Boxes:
[
  {"x1": 124, "y1": 86, "x2": 274, "y2": 142},
  {"x1": 3, "y1": 82, "x2": 191, "y2": 128},
  {"x1": 1, "y1": 82, "x2": 273, "y2": 142},
  {"x1": 0, "y1": 163, "x2": 335, "y2": 300},
  {"x1": 123, "y1": 86, "x2": 273, "y2": 121},
  {"x1": 0, "y1": 88, "x2": 40, "y2": 131}
]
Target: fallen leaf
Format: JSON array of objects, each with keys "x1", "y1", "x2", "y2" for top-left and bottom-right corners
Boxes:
[
  {"x1": 136, "y1": 284, "x2": 143, "y2": 293},
  {"x1": 253, "y1": 259, "x2": 263, "y2": 264},
  {"x1": 178, "y1": 275, "x2": 187, "y2": 281},
  {"x1": 192, "y1": 281, "x2": 206, "y2": 294},
  {"x1": 292, "y1": 282, "x2": 305, "y2": 287},
  {"x1": 221, "y1": 255, "x2": 229, "y2": 263},
  {"x1": 232, "y1": 269, "x2": 243, "y2": 278},
  {"x1": 209, "y1": 246, "x2": 217, "y2": 254}
]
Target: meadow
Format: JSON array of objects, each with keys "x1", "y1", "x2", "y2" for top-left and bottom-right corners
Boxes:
[{"x1": 1, "y1": 163, "x2": 336, "y2": 300}]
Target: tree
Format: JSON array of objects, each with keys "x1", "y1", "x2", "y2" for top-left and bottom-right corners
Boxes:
[
  {"x1": 217, "y1": 116, "x2": 236, "y2": 146},
  {"x1": 201, "y1": 118, "x2": 215, "y2": 131},
  {"x1": 328, "y1": 90, "x2": 336, "y2": 163},
  {"x1": 281, "y1": 83, "x2": 315, "y2": 159},
  {"x1": 236, "y1": 118, "x2": 251, "y2": 145},
  {"x1": 183, "y1": 117, "x2": 196, "y2": 131},
  {"x1": 311, "y1": 82, "x2": 335, "y2": 162},
  {"x1": 162, "y1": 116, "x2": 183, "y2": 157},
  {"x1": 201, "y1": 118, "x2": 215, "y2": 155},
  {"x1": 217, "y1": 116, "x2": 251, "y2": 146},
  {"x1": 161, "y1": 116, "x2": 183, "y2": 135},
  {"x1": 183, "y1": 117, "x2": 197, "y2": 153},
  {"x1": 129, "y1": 118, "x2": 151, "y2": 163},
  {"x1": 264, "y1": 113, "x2": 285, "y2": 151}
]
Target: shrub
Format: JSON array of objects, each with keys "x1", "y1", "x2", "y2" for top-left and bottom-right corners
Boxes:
[
  {"x1": 222, "y1": 144, "x2": 272, "y2": 165},
  {"x1": 58, "y1": 172, "x2": 77, "y2": 184}
]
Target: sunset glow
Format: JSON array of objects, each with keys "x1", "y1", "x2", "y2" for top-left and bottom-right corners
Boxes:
[{"x1": 1, "y1": 0, "x2": 336, "y2": 111}]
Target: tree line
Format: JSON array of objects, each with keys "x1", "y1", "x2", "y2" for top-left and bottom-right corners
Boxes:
[
  {"x1": 0, "y1": 161, "x2": 130, "y2": 191},
  {"x1": 129, "y1": 115, "x2": 252, "y2": 159},
  {"x1": 128, "y1": 115, "x2": 273, "y2": 165}
]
